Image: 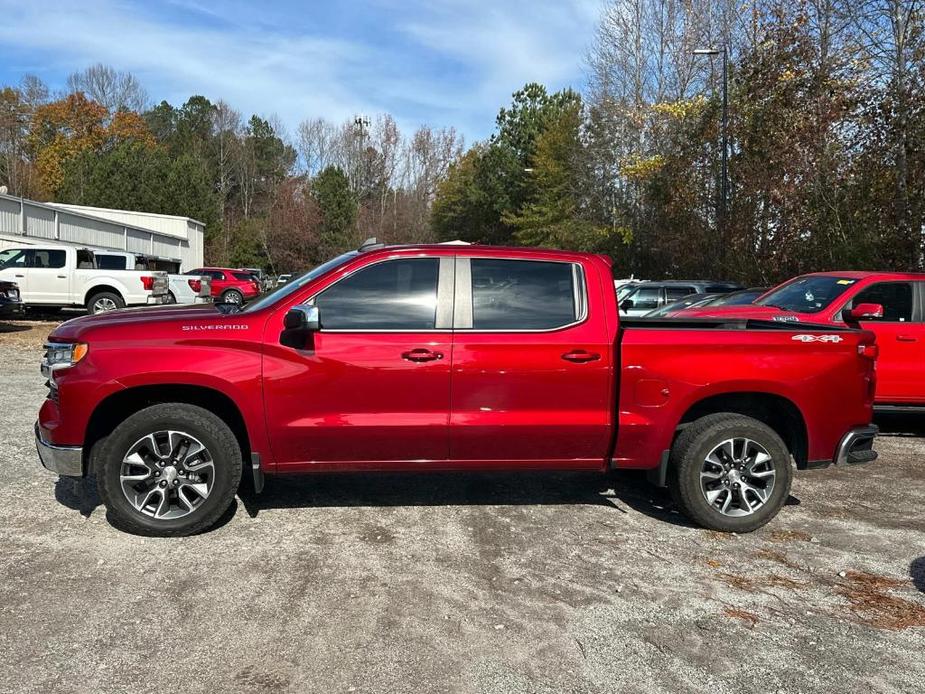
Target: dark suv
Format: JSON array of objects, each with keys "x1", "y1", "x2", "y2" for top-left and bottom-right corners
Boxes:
[
  {"x1": 619, "y1": 280, "x2": 742, "y2": 316},
  {"x1": 0, "y1": 280, "x2": 24, "y2": 318}
]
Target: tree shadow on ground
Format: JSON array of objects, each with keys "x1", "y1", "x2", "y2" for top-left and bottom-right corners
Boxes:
[
  {"x1": 238, "y1": 468, "x2": 729, "y2": 530},
  {"x1": 0, "y1": 321, "x2": 30, "y2": 333},
  {"x1": 56, "y1": 467, "x2": 802, "y2": 534},
  {"x1": 911, "y1": 557, "x2": 925, "y2": 593}
]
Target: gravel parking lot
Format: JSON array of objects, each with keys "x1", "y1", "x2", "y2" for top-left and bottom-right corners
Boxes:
[{"x1": 1, "y1": 318, "x2": 923, "y2": 694}]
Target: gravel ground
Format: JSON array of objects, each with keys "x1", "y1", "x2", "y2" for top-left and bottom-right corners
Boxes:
[{"x1": 1, "y1": 318, "x2": 924, "y2": 694}]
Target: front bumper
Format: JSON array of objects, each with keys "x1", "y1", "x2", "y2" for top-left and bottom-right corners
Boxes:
[
  {"x1": 0, "y1": 301, "x2": 24, "y2": 317},
  {"x1": 834, "y1": 425, "x2": 879, "y2": 465},
  {"x1": 35, "y1": 422, "x2": 83, "y2": 477}
]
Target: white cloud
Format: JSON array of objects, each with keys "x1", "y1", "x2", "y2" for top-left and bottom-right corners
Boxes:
[{"x1": 0, "y1": 0, "x2": 600, "y2": 141}]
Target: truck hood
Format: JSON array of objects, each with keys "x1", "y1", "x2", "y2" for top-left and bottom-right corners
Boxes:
[{"x1": 50, "y1": 303, "x2": 223, "y2": 341}]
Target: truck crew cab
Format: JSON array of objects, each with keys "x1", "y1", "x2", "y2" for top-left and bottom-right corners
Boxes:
[{"x1": 36, "y1": 243, "x2": 879, "y2": 536}]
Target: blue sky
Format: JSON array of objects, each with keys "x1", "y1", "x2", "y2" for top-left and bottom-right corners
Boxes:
[{"x1": 0, "y1": 0, "x2": 601, "y2": 143}]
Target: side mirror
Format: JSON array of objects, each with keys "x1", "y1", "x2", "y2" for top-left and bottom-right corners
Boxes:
[
  {"x1": 844, "y1": 302, "x2": 884, "y2": 323},
  {"x1": 620, "y1": 298, "x2": 634, "y2": 312},
  {"x1": 281, "y1": 305, "x2": 319, "y2": 349}
]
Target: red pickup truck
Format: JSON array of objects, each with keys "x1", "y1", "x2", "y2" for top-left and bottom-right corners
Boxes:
[
  {"x1": 679, "y1": 271, "x2": 925, "y2": 408},
  {"x1": 35, "y1": 244, "x2": 879, "y2": 536}
]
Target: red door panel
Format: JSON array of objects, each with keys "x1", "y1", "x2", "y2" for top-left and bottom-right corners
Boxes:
[
  {"x1": 448, "y1": 257, "x2": 613, "y2": 468},
  {"x1": 263, "y1": 333, "x2": 451, "y2": 465},
  {"x1": 847, "y1": 280, "x2": 925, "y2": 404},
  {"x1": 861, "y1": 322, "x2": 925, "y2": 403}
]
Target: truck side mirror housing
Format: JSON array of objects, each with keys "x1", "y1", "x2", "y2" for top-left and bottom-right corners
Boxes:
[
  {"x1": 620, "y1": 298, "x2": 634, "y2": 312},
  {"x1": 844, "y1": 303, "x2": 883, "y2": 323},
  {"x1": 281, "y1": 305, "x2": 319, "y2": 348},
  {"x1": 284, "y1": 304, "x2": 320, "y2": 331}
]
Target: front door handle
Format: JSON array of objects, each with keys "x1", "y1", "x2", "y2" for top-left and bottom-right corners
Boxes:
[
  {"x1": 57, "y1": 275, "x2": 66, "y2": 279},
  {"x1": 402, "y1": 348, "x2": 443, "y2": 362},
  {"x1": 896, "y1": 335, "x2": 918, "y2": 343},
  {"x1": 562, "y1": 350, "x2": 601, "y2": 363},
  {"x1": 14, "y1": 274, "x2": 24, "y2": 278}
]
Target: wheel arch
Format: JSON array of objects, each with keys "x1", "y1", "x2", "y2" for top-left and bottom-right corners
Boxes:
[
  {"x1": 677, "y1": 392, "x2": 809, "y2": 468},
  {"x1": 84, "y1": 384, "x2": 251, "y2": 473},
  {"x1": 84, "y1": 284, "x2": 124, "y2": 306}
]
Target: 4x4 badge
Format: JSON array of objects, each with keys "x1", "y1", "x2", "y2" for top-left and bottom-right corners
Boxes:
[{"x1": 792, "y1": 334, "x2": 843, "y2": 343}]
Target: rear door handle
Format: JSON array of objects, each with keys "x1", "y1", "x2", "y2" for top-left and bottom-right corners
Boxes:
[
  {"x1": 896, "y1": 335, "x2": 918, "y2": 343},
  {"x1": 14, "y1": 274, "x2": 24, "y2": 278},
  {"x1": 402, "y1": 348, "x2": 443, "y2": 362},
  {"x1": 562, "y1": 350, "x2": 601, "y2": 363},
  {"x1": 57, "y1": 275, "x2": 66, "y2": 279}
]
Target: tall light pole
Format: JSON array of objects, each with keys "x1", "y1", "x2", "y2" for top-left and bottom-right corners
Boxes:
[{"x1": 693, "y1": 47, "x2": 728, "y2": 264}]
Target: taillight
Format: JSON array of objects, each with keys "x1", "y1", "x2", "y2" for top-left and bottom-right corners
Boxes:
[
  {"x1": 858, "y1": 344, "x2": 879, "y2": 360},
  {"x1": 141, "y1": 276, "x2": 155, "y2": 290},
  {"x1": 188, "y1": 279, "x2": 202, "y2": 292}
]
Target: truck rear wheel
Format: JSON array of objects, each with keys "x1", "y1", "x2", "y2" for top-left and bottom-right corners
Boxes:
[
  {"x1": 93, "y1": 403, "x2": 242, "y2": 536},
  {"x1": 668, "y1": 413, "x2": 793, "y2": 533},
  {"x1": 87, "y1": 291, "x2": 124, "y2": 314}
]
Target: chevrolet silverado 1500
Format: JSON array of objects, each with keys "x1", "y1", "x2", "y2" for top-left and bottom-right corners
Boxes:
[{"x1": 35, "y1": 243, "x2": 880, "y2": 536}]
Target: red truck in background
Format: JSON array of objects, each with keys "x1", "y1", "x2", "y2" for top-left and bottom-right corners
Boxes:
[
  {"x1": 186, "y1": 266, "x2": 261, "y2": 306},
  {"x1": 679, "y1": 271, "x2": 925, "y2": 408},
  {"x1": 36, "y1": 243, "x2": 879, "y2": 537}
]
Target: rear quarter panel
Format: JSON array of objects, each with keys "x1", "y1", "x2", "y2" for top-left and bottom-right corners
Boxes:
[{"x1": 614, "y1": 326, "x2": 876, "y2": 469}]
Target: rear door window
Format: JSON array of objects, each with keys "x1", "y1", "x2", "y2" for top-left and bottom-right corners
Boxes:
[
  {"x1": 849, "y1": 282, "x2": 914, "y2": 322},
  {"x1": 469, "y1": 259, "x2": 581, "y2": 330}
]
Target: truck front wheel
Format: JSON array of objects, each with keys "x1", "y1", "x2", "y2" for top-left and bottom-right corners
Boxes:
[
  {"x1": 668, "y1": 413, "x2": 793, "y2": 533},
  {"x1": 93, "y1": 403, "x2": 243, "y2": 536}
]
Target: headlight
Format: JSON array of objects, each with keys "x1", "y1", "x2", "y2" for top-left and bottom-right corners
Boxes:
[{"x1": 41, "y1": 342, "x2": 89, "y2": 377}]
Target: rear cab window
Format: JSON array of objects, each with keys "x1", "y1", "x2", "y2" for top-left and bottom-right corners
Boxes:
[
  {"x1": 464, "y1": 258, "x2": 585, "y2": 330},
  {"x1": 665, "y1": 286, "x2": 696, "y2": 301},
  {"x1": 626, "y1": 285, "x2": 662, "y2": 311},
  {"x1": 95, "y1": 254, "x2": 127, "y2": 270}
]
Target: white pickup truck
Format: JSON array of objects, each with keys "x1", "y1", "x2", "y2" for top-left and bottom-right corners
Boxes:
[
  {"x1": 91, "y1": 250, "x2": 211, "y2": 306},
  {"x1": 0, "y1": 244, "x2": 168, "y2": 314}
]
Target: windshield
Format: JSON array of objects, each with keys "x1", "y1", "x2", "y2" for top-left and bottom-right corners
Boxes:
[
  {"x1": 756, "y1": 276, "x2": 857, "y2": 314},
  {"x1": 242, "y1": 252, "x2": 358, "y2": 312}
]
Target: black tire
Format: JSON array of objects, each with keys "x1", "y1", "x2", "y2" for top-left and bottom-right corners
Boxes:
[
  {"x1": 94, "y1": 403, "x2": 242, "y2": 537},
  {"x1": 86, "y1": 291, "x2": 125, "y2": 314},
  {"x1": 221, "y1": 289, "x2": 244, "y2": 305},
  {"x1": 667, "y1": 413, "x2": 793, "y2": 533},
  {"x1": 166, "y1": 291, "x2": 177, "y2": 304}
]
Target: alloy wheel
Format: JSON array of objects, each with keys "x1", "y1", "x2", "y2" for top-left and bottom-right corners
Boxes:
[
  {"x1": 119, "y1": 430, "x2": 215, "y2": 520},
  {"x1": 700, "y1": 437, "x2": 777, "y2": 517},
  {"x1": 93, "y1": 297, "x2": 118, "y2": 313}
]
